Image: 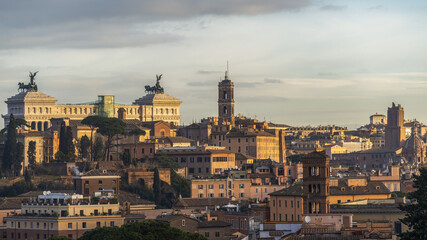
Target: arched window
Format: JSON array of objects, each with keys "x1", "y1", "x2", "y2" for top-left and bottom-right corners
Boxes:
[
  {"x1": 308, "y1": 184, "x2": 312, "y2": 193},
  {"x1": 33, "y1": 107, "x2": 36, "y2": 113},
  {"x1": 165, "y1": 109, "x2": 168, "y2": 114},
  {"x1": 160, "y1": 109, "x2": 163, "y2": 114},
  {"x1": 31, "y1": 122, "x2": 36, "y2": 130},
  {"x1": 317, "y1": 184, "x2": 321, "y2": 193},
  {"x1": 312, "y1": 184, "x2": 317, "y2": 193},
  {"x1": 39, "y1": 107, "x2": 42, "y2": 113},
  {"x1": 44, "y1": 122, "x2": 49, "y2": 131},
  {"x1": 308, "y1": 167, "x2": 312, "y2": 176},
  {"x1": 224, "y1": 106, "x2": 228, "y2": 114},
  {"x1": 171, "y1": 109, "x2": 174, "y2": 114},
  {"x1": 224, "y1": 91, "x2": 228, "y2": 99},
  {"x1": 45, "y1": 107, "x2": 49, "y2": 114},
  {"x1": 37, "y1": 122, "x2": 42, "y2": 131}
]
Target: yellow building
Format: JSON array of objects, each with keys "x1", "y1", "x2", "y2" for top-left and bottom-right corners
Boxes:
[
  {"x1": 211, "y1": 127, "x2": 285, "y2": 162},
  {"x1": 157, "y1": 146, "x2": 236, "y2": 177},
  {"x1": 191, "y1": 171, "x2": 251, "y2": 199},
  {"x1": 5, "y1": 191, "x2": 124, "y2": 240}
]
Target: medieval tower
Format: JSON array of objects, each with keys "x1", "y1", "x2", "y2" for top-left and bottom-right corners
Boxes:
[
  {"x1": 385, "y1": 102, "x2": 405, "y2": 150},
  {"x1": 218, "y1": 69, "x2": 235, "y2": 125},
  {"x1": 302, "y1": 151, "x2": 330, "y2": 214}
]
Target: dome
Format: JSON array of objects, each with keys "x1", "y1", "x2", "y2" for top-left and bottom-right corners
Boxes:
[{"x1": 401, "y1": 130, "x2": 426, "y2": 164}]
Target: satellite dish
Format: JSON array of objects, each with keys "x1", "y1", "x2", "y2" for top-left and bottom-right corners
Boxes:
[{"x1": 304, "y1": 216, "x2": 311, "y2": 223}]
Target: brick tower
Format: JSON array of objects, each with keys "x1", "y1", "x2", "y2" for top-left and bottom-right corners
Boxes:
[
  {"x1": 385, "y1": 102, "x2": 405, "y2": 150},
  {"x1": 302, "y1": 151, "x2": 330, "y2": 214}
]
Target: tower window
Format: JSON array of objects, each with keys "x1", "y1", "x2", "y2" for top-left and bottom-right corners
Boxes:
[
  {"x1": 224, "y1": 106, "x2": 228, "y2": 114},
  {"x1": 224, "y1": 91, "x2": 228, "y2": 99}
]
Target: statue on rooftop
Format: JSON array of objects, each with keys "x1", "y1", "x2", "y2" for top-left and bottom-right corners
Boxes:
[
  {"x1": 144, "y1": 74, "x2": 164, "y2": 94},
  {"x1": 18, "y1": 71, "x2": 39, "y2": 92}
]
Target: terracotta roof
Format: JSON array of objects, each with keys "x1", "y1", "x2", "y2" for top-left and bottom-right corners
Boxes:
[
  {"x1": 235, "y1": 153, "x2": 255, "y2": 160},
  {"x1": 79, "y1": 169, "x2": 120, "y2": 177},
  {"x1": 158, "y1": 148, "x2": 234, "y2": 155},
  {"x1": 156, "y1": 214, "x2": 197, "y2": 223},
  {"x1": 250, "y1": 173, "x2": 275, "y2": 179},
  {"x1": 0, "y1": 198, "x2": 24, "y2": 209},
  {"x1": 162, "y1": 136, "x2": 193, "y2": 144},
  {"x1": 118, "y1": 191, "x2": 155, "y2": 205},
  {"x1": 227, "y1": 129, "x2": 274, "y2": 138},
  {"x1": 330, "y1": 180, "x2": 390, "y2": 196},
  {"x1": 198, "y1": 220, "x2": 231, "y2": 228},
  {"x1": 174, "y1": 197, "x2": 247, "y2": 208},
  {"x1": 269, "y1": 183, "x2": 303, "y2": 197}
]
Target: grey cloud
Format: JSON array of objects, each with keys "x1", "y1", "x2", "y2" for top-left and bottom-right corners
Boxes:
[
  {"x1": 320, "y1": 5, "x2": 346, "y2": 11},
  {"x1": 236, "y1": 82, "x2": 261, "y2": 88},
  {"x1": 186, "y1": 80, "x2": 217, "y2": 87},
  {"x1": 197, "y1": 70, "x2": 222, "y2": 75},
  {"x1": 264, "y1": 78, "x2": 282, "y2": 83},
  {"x1": 239, "y1": 95, "x2": 288, "y2": 102},
  {"x1": 0, "y1": 0, "x2": 311, "y2": 49}
]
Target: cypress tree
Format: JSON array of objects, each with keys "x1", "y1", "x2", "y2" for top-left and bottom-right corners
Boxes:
[
  {"x1": 153, "y1": 168, "x2": 161, "y2": 205},
  {"x1": 27, "y1": 141, "x2": 36, "y2": 170},
  {"x1": 59, "y1": 122, "x2": 67, "y2": 154},
  {"x1": 14, "y1": 142, "x2": 24, "y2": 176},
  {"x1": 79, "y1": 136, "x2": 90, "y2": 159},
  {"x1": 2, "y1": 114, "x2": 17, "y2": 175},
  {"x1": 65, "y1": 126, "x2": 74, "y2": 155}
]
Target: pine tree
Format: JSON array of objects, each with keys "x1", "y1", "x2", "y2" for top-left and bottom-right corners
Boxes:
[
  {"x1": 153, "y1": 168, "x2": 161, "y2": 205},
  {"x1": 399, "y1": 168, "x2": 427, "y2": 239},
  {"x1": 93, "y1": 136, "x2": 105, "y2": 161}
]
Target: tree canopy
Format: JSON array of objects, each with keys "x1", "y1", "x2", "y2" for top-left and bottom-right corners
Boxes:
[
  {"x1": 399, "y1": 168, "x2": 427, "y2": 240},
  {"x1": 79, "y1": 221, "x2": 207, "y2": 240},
  {"x1": 1, "y1": 114, "x2": 27, "y2": 176}
]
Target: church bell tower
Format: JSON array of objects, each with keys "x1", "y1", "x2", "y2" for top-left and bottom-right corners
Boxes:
[{"x1": 218, "y1": 67, "x2": 235, "y2": 125}]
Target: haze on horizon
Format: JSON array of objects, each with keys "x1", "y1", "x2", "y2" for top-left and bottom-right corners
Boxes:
[{"x1": 1, "y1": 0, "x2": 427, "y2": 130}]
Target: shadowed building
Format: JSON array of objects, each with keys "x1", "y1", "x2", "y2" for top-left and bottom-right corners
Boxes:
[{"x1": 385, "y1": 103, "x2": 405, "y2": 150}]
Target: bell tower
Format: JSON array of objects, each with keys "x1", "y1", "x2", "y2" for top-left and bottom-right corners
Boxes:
[
  {"x1": 218, "y1": 66, "x2": 235, "y2": 125},
  {"x1": 302, "y1": 151, "x2": 330, "y2": 214}
]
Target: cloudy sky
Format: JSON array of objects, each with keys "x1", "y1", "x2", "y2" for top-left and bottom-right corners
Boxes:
[{"x1": 1, "y1": 0, "x2": 427, "y2": 129}]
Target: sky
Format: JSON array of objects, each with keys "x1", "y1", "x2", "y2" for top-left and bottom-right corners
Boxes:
[{"x1": 1, "y1": 0, "x2": 427, "y2": 129}]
